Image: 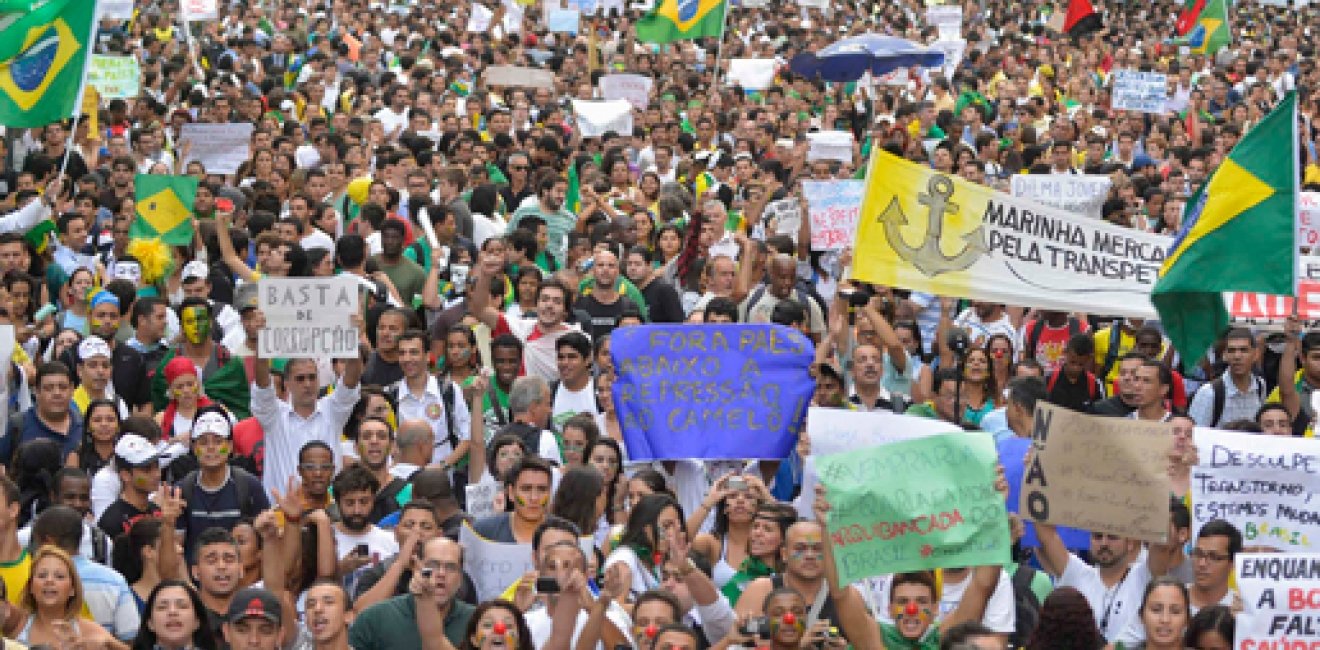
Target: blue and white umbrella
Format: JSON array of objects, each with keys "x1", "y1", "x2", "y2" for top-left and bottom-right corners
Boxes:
[{"x1": 789, "y1": 34, "x2": 946, "y2": 82}]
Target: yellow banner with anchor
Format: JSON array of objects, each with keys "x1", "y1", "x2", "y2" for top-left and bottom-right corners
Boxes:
[{"x1": 852, "y1": 150, "x2": 1167, "y2": 318}]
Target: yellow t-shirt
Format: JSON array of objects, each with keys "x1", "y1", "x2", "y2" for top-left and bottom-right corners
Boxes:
[
  {"x1": 1093, "y1": 326, "x2": 1136, "y2": 384},
  {"x1": 0, "y1": 550, "x2": 29, "y2": 606}
]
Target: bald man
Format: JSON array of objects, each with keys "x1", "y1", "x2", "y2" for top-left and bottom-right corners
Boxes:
[{"x1": 741, "y1": 254, "x2": 825, "y2": 335}]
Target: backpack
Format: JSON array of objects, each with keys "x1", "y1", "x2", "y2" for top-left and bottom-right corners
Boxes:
[
  {"x1": 386, "y1": 380, "x2": 459, "y2": 452},
  {"x1": 1008, "y1": 564, "x2": 1043, "y2": 649},
  {"x1": 745, "y1": 284, "x2": 822, "y2": 325},
  {"x1": 1047, "y1": 367, "x2": 1100, "y2": 401},
  {"x1": 1025, "y1": 317, "x2": 1082, "y2": 363},
  {"x1": 178, "y1": 466, "x2": 262, "y2": 519},
  {"x1": 88, "y1": 526, "x2": 109, "y2": 565},
  {"x1": 1207, "y1": 375, "x2": 1267, "y2": 427}
]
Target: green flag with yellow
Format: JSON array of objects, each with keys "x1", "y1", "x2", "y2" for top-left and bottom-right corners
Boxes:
[
  {"x1": 0, "y1": 0, "x2": 98, "y2": 128},
  {"x1": 132, "y1": 175, "x2": 198, "y2": 245},
  {"x1": 1152, "y1": 92, "x2": 1298, "y2": 364}
]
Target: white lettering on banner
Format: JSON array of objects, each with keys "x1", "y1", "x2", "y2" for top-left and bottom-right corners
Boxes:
[
  {"x1": 1111, "y1": 70, "x2": 1168, "y2": 114},
  {"x1": 178, "y1": 123, "x2": 255, "y2": 175},
  {"x1": 257, "y1": 276, "x2": 360, "y2": 360},
  {"x1": 459, "y1": 525, "x2": 595, "y2": 601},
  {"x1": 1229, "y1": 256, "x2": 1320, "y2": 328},
  {"x1": 599, "y1": 74, "x2": 653, "y2": 110},
  {"x1": 1192, "y1": 428, "x2": 1320, "y2": 552},
  {"x1": 804, "y1": 180, "x2": 865, "y2": 251},
  {"x1": 793, "y1": 408, "x2": 957, "y2": 518},
  {"x1": 1235, "y1": 553, "x2": 1320, "y2": 649},
  {"x1": 1010, "y1": 174, "x2": 1112, "y2": 220}
]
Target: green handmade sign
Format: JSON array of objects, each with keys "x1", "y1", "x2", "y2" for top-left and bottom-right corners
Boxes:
[{"x1": 818, "y1": 432, "x2": 1010, "y2": 584}]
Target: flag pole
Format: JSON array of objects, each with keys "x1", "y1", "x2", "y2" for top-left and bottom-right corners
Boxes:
[{"x1": 709, "y1": 3, "x2": 731, "y2": 99}]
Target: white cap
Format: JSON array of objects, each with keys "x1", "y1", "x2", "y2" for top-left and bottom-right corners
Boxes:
[
  {"x1": 181, "y1": 260, "x2": 209, "y2": 282},
  {"x1": 115, "y1": 434, "x2": 159, "y2": 467},
  {"x1": 192, "y1": 409, "x2": 233, "y2": 440},
  {"x1": 77, "y1": 336, "x2": 111, "y2": 361}
]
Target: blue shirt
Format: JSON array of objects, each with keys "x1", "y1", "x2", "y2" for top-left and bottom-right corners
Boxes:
[
  {"x1": 72, "y1": 555, "x2": 140, "y2": 641},
  {"x1": 1, "y1": 409, "x2": 83, "y2": 462}
]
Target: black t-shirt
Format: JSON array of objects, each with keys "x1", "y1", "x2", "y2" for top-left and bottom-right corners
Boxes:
[
  {"x1": 362, "y1": 352, "x2": 404, "y2": 387},
  {"x1": 640, "y1": 278, "x2": 685, "y2": 324},
  {"x1": 179, "y1": 469, "x2": 271, "y2": 560},
  {"x1": 97, "y1": 498, "x2": 160, "y2": 537},
  {"x1": 574, "y1": 293, "x2": 638, "y2": 340},
  {"x1": 1088, "y1": 395, "x2": 1137, "y2": 417},
  {"x1": 1046, "y1": 369, "x2": 1105, "y2": 413}
]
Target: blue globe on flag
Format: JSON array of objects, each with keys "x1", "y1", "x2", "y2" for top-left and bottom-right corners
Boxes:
[
  {"x1": 9, "y1": 27, "x2": 60, "y2": 93},
  {"x1": 677, "y1": 0, "x2": 700, "y2": 22}
]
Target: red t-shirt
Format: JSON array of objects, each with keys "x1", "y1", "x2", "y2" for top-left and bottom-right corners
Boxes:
[{"x1": 1022, "y1": 318, "x2": 1091, "y2": 374}]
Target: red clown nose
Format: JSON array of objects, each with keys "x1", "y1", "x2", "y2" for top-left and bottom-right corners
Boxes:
[
  {"x1": 645, "y1": 625, "x2": 658, "y2": 638},
  {"x1": 782, "y1": 613, "x2": 796, "y2": 626},
  {"x1": 905, "y1": 602, "x2": 919, "y2": 617},
  {"x1": 493, "y1": 622, "x2": 507, "y2": 635}
]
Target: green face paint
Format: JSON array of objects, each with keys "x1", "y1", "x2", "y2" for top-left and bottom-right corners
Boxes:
[{"x1": 181, "y1": 306, "x2": 212, "y2": 344}]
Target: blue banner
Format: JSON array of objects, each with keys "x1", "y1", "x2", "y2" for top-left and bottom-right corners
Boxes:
[
  {"x1": 611, "y1": 324, "x2": 815, "y2": 460},
  {"x1": 998, "y1": 436, "x2": 1091, "y2": 552}
]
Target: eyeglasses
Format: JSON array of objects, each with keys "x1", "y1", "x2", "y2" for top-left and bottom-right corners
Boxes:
[{"x1": 1190, "y1": 549, "x2": 1231, "y2": 563}]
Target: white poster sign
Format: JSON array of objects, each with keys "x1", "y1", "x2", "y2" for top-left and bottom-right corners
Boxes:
[
  {"x1": 465, "y1": 482, "x2": 500, "y2": 519},
  {"x1": 926, "y1": 5, "x2": 963, "y2": 39},
  {"x1": 806, "y1": 130, "x2": 854, "y2": 163},
  {"x1": 804, "y1": 180, "x2": 865, "y2": 251},
  {"x1": 548, "y1": 8, "x2": 580, "y2": 34},
  {"x1": 1236, "y1": 553, "x2": 1320, "y2": 648},
  {"x1": 102, "y1": 0, "x2": 135, "y2": 19},
  {"x1": 1010, "y1": 174, "x2": 1113, "y2": 220},
  {"x1": 484, "y1": 65, "x2": 555, "y2": 90},
  {"x1": 257, "y1": 276, "x2": 361, "y2": 359},
  {"x1": 599, "y1": 74, "x2": 653, "y2": 111},
  {"x1": 572, "y1": 99, "x2": 633, "y2": 138},
  {"x1": 726, "y1": 59, "x2": 777, "y2": 90},
  {"x1": 933, "y1": 38, "x2": 966, "y2": 79},
  {"x1": 459, "y1": 524, "x2": 594, "y2": 601},
  {"x1": 87, "y1": 56, "x2": 141, "y2": 100},
  {"x1": 182, "y1": 0, "x2": 218, "y2": 21},
  {"x1": 467, "y1": 4, "x2": 494, "y2": 32},
  {"x1": 1192, "y1": 428, "x2": 1320, "y2": 552},
  {"x1": 178, "y1": 123, "x2": 254, "y2": 175},
  {"x1": 1111, "y1": 70, "x2": 1169, "y2": 114}
]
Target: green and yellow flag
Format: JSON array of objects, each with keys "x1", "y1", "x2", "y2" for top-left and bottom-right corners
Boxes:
[
  {"x1": 1178, "y1": 0, "x2": 1230, "y2": 56},
  {"x1": 1153, "y1": 92, "x2": 1298, "y2": 364},
  {"x1": 635, "y1": 0, "x2": 726, "y2": 44},
  {"x1": 132, "y1": 175, "x2": 198, "y2": 245},
  {"x1": 0, "y1": 0, "x2": 98, "y2": 128}
]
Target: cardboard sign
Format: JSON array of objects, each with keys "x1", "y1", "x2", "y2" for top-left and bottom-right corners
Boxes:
[
  {"x1": 257, "y1": 276, "x2": 360, "y2": 359},
  {"x1": 1192, "y1": 428, "x2": 1320, "y2": 552},
  {"x1": 87, "y1": 56, "x2": 141, "y2": 99},
  {"x1": 1236, "y1": 553, "x2": 1320, "y2": 648},
  {"x1": 804, "y1": 180, "x2": 864, "y2": 251},
  {"x1": 611, "y1": 325, "x2": 814, "y2": 460},
  {"x1": 1020, "y1": 404, "x2": 1173, "y2": 542},
  {"x1": 484, "y1": 65, "x2": 555, "y2": 90},
  {"x1": 819, "y1": 433, "x2": 1010, "y2": 582},
  {"x1": 1111, "y1": 70, "x2": 1169, "y2": 114},
  {"x1": 178, "y1": 123, "x2": 254, "y2": 175},
  {"x1": 599, "y1": 74, "x2": 653, "y2": 111},
  {"x1": 1010, "y1": 174, "x2": 1112, "y2": 220}
]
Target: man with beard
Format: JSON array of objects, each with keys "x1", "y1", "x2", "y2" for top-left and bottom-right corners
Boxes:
[
  {"x1": 349, "y1": 537, "x2": 474, "y2": 649},
  {"x1": 332, "y1": 465, "x2": 399, "y2": 591},
  {"x1": 177, "y1": 406, "x2": 269, "y2": 558},
  {"x1": 305, "y1": 581, "x2": 355, "y2": 650},
  {"x1": 1034, "y1": 518, "x2": 1147, "y2": 642},
  {"x1": 353, "y1": 416, "x2": 401, "y2": 522},
  {"x1": 351, "y1": 501, "x2": 444, "y2": 611},
  {"x1": 362, "y1": 308, "x2": 410, "y2": 387},
  {"x1": 371, "y1": 220, "x2": 426, "y2": 307},
  {"x1": 507, "y1": 174, "x2": 576, "y2": 268},
  {"x1": 1089, "y1": 354, "x2": 1145, "y2": 417},
  {"x1": 735, "y1": 521, "x2": 859, "y2": 632}
]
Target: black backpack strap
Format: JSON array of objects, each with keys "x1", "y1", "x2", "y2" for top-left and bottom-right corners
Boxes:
[
  {"x1": 1100, "y1": 322, "x2": 1124, "y2": 379},
  {"x1": 232, "y1": 467, "x2": 255, "y2": 516},
  {"x1": 441, "y1": 381, "x2": 459, "y2": 450},
  {"x1": 488, "y1": 385, "x2": 508, "y2": 426},
  {"x1": 1211, "y1": 377, "x2": 1226, "y2": 427},
  {"x1": 90, "y1": 526, "x2": 109, "y2": 564},
  {"x1": 1025, "y1": 319, "x2": 1045, "y2": 361},
  {"x1": 179, "y1": 470, "x2": 199, "y2": 504}
]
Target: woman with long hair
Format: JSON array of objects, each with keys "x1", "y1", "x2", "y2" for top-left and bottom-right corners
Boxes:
[
  {"x1": 17, "y1": 546, "x2": 117, "y2": 647},
  {"x1": 654, "y1": 224, "x2": 684, "y2": 269},
  {"x1": 55, "y1": 267, "x2": 96, "y2": 335},
  {"x1": 1115, "y1": 577, "x2": 1192, "y2": 650},
  {"x1": 131, "y1": 580, "x2": 218, "y2": 650},
  {"x1": 443, "y1": 325, "x2": 481, "y2": 387},
  {"x1": 560, "y1": 414, "x2": 600, "y2": 469},
  {"x1": 688, "y1": 474, "x2": 771, "y2": 590},
  {"x1": 720, "y1": 502, "x2": 798, "y2": 605},
  {"x1": 549, "y1": 465, "x2": 607, "y2": 546},
  {"x1": 1025, "y1": 586, "x2": 1106, "y2": 650},
  {"x1": 585, "y1": 438, "x2": 625, "y2": 525},
  {"x1": 73, "y1": 398, "x2": 121, "y2": 475},
  {"x1": 458, "y1": 600, "x2": 534, "y2": 650},
  {"x1": 604, "y1": 493, "x2": 686, "y2": 597},
  {"x1": 508, "y1": 266, "x2": 542, "y2": 319},
  {"x1": 986, "y1": 333, "x2": 1016, "y2": 400},
  {"x1": 957, "y1": 347, "x2": 1000, "y2": 427},
  {"x1": 112, "y1": 517, "x2": 167, "y2": 608}
]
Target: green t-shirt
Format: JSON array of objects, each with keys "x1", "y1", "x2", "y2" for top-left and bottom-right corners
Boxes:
[
  {"x1": 348, "y1": 595, "x2": 474, "y2": 650},
  {"x1": 880, "y1": 622, "x2": 940, "y2": 650},
  {"x1": 374, "y1": 255, "x2": 428, "y2": 306}
]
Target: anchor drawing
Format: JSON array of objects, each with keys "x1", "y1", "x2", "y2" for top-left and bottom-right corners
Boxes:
[{"x1": 878, "y1": 175, "x2": 987, "y2": 277}]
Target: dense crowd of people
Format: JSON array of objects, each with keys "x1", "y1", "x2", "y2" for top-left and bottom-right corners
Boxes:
[{"x1": 0, "y1": 0, "x2": 1313, "y2": 647}]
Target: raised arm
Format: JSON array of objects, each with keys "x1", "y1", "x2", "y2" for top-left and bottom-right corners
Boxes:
[
  {"x1": 862, "y1": 293, "x2": 907, "y2": 374},
  {"x1": 1280, "y1": 314, "x2": 1303, "y2": 418},
  {"x1": 813, "y1": 485, "x2": 882, "y2": 649},
  {"x1": 464, "y1": 376, "x2": 489, "y2": 484},
  {"x1": 468, "y1": 250, "x2": 503, "y2": 331},
  {"x1": 214, "y1": 210, "x2": 259, "y2": 284}
]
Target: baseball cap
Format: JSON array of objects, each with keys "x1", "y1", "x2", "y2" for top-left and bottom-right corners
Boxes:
[
  {"x1": 77, "y1": 336, "x2": 112, "y2": 363},
  {"x1": 181, "y1": 260, "x2": 209, "y2": 283},
  {"x1": 192, "y1": 407, "x2": 233, "y2": 440},
  {"x1": 234, "y1": 283, "x2": 259, "y2": 313},
  {"x1": 114, "y1": 434, "x2": 159, "y2": 468},
  {"x1": 226, "y1": 588, "x2": 283, "y2": 625}
]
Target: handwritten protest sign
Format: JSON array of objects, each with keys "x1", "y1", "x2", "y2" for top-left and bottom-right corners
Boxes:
[
  {"x1": 806, "y1": 131, "x2": 854, "y2": 163},
  {"x1": 1111, "y1": 70, "x2": 1168, "y2": 114},
  {"x1": 926, "y1": 5, "x2": 962, "y2": 39},
  {"x1": 459, "y1": 524, "x2": 594, "y2": 601},
  {"x1": 1192, "y1": 428, "x2": 1320, "y2": 552},
  {"x1": 257, "y1": 276, "x2": 360, "y2": 359},
  {"x1": 726, "y1": 59, "x2": 777, "y2": 90},
  {"x1": 573, "y1": 100, "x2": 634, "y2": 138},
  {"x1": 998, "y1": 436, "x2": 1091, "y2": 550},
  {"x1": 819, "y1": 433, "x2": 1010, "y2": 583},
  {"x1": 1229, "y1": 256, "x2": 1320, "y2": 328},
  {"x1": 804, "y1": 180, "x2": 863, "y2": 251},
  {"x1": 484, "y1": 65, "x2": 555, "y2": 90},
  {"x1": 793, "y1": 408, "x2": 956, "y2": 518},
  {"x1": 1236, "y1": 553, "x2": 1320, "y2": 648},
  {"x1": 611, "y1": 324, "x2": 814, "y2": 460},
  {"x1": 182, "y1": 0, "x2": 218, "y2": 20},
  {"x1": 178, "y1": 123, "x2": 254, "y2": 175},
  {"x1": 599, "y1": 74, "x2": 653, "y2": 110},
  {"x1": 467, "y1": 4, "x2": 494, "y2": 32},
  {"x1": 465, "y1": 482, "x2": 500, "y2": 519},
  {"x1": 87, "y1": 56, "x2": 141, "y2": 99},
  {"x1": 1020, "y1": 404, "x2": 1172, "y2": 542},
  {"x1": 1009, "y1": 174, "x2": 1112, "y2": 220}
]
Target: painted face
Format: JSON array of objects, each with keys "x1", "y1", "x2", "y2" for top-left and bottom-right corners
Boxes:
[
  {"x1": 471, "y1": 606, "x2": 519, "y2": 650},
  {"x1": 181, "y1": 305, "x2": 212, "y2": 344}
]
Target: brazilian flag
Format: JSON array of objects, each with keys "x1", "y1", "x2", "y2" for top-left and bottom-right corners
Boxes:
[
  {"x1": 635, "y1": 0, "x2": 726, "y2": 44},
  {"x1": 132, "y1": 175, "x2": 198, "y2": 245},
  {"x1": 0, "y1": 0, "x2": 98, "y2": 128},
  {"x1": 1153, "y1": 92, "x2": 1298, "y2": 364}
]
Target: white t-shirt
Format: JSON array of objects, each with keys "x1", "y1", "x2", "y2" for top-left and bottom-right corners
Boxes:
[
  {"x1": 524, "y1": 601, "x2": 633, "y2": 649},
  {"x1": 552, "y1": 379, "x2": 596, "y2": 431},
  {"x1": 332, "y1": 525, "x2": 399, "y2": 561},
  {"x1": 871, "y1": 569, "x2": 1016, "y2": 634},
  {"x1": 1059, "y1": 552, "x2": 1150, "y2": 642}
]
